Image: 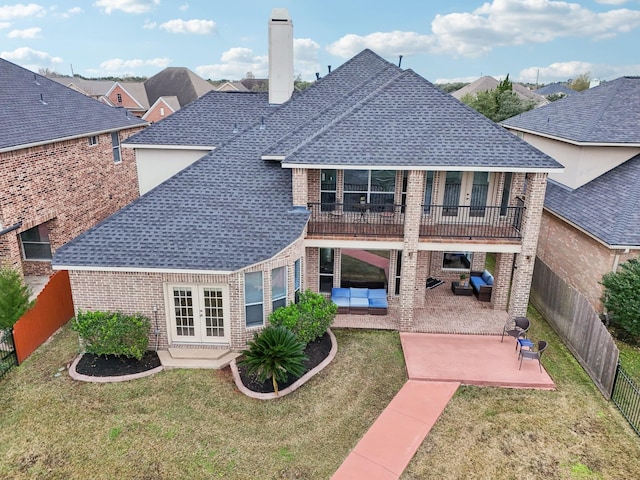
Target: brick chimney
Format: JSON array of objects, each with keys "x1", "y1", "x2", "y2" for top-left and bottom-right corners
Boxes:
[{"x1": 268, "y1": 8, "x2": 294, "y2": 105}]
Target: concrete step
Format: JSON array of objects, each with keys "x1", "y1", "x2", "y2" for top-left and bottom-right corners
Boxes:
[{"x1": 158, "y1": 350, "x2": 241, "y2": 369}]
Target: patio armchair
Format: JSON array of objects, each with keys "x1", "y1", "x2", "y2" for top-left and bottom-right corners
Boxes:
[
  {"x1": 501, "y1": 316, "x2": 530, "y2": 347},
  {"x1": 519, "y1": 340, "x2": 548, "y2": 372}
]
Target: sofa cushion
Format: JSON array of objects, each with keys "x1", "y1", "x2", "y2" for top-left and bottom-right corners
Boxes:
[
  {"x1": 350, "y1": 287, "x2": 369, "y2": 298},
  {"x1": 470, "y1": 276, "x2": 486, "y2": 290},
  {"x1": 368, "y1": 297, "x2": 388, "y2": 308},
  {"x1": 332, "y1": 297, "x2": 349, "y2": 307},
  {"x1": 368, "y1": 288, "x2": 387, "y2": 299},
  {"x1": 482, "y1": 270, "x2": 494, "y2": 286},
  {"x1": 350, "y1": 297, "x2": 369, "y2": 307},
  {"x1": 331, "y1": 287, "x2": 350, "y2": 298}
]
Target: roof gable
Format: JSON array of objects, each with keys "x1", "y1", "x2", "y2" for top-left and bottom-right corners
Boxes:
[{"x1": 143, "y1": 67, "x2": 214, "y2": 108}]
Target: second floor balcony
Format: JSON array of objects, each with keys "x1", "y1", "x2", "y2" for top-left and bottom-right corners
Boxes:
[{"x1": 306, "y1": 202, "x2": 525, "y2": 241}]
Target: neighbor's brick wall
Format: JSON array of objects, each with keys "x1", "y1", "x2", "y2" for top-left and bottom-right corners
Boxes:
[
  {"x1": 537, "y1": 210, "x2": 640, "y2": 311},
  {"x1": 0, "y1": 127, "x2": 143, "y2": 276}
]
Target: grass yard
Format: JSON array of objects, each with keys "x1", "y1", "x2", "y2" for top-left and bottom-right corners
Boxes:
[
  {"x1": 2, "y1": 307, "x2": 640, "y2": 479},
  {"x1": 401, "y1": 305, "x2": 640, "y2": 479}
]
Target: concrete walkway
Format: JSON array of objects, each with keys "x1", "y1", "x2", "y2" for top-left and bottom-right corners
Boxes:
[{"x1": 332, "y1": 333, "x2": 555, "y2": 479}]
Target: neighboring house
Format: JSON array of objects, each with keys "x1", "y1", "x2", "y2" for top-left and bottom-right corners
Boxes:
[
  {"x1": 52, "y1": 9, "x2": 562, "y2": 353},
  {"x1": 0, "y1": 58, "x2": 147, "y2": 278},
  {"x1": 534, "y1": 82, "x2": 575, "y2": 99},
  {"x1": 143, "y1": 67, "x2": 215, "y2": 111},
  {"x1": 142, "y1": 95, "x2": 180, "y2": 124},
  {"x1": 216, "y1": 81, "x2": 250, "y2": 92},
  {"x1": 452, "y1": 76, "x2": 548, "y2": 107},
  {"x1": 502, "y1": 77, "x2": 640, "y2": 310}
]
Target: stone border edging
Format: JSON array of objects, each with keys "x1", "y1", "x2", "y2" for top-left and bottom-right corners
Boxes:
[
  {"x1": 230, "y1": 328, "x2": 338, "y2": 400},
  {"x1": 68, "y1": 353, "x2": 164, "y2": 383}
]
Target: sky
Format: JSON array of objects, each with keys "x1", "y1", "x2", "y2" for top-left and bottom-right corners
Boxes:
[{"x1": 2, "y1": 0, "x2": 640, "y2": 85}]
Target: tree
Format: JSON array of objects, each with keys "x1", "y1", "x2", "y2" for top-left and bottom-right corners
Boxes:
[
  {"x1": 0, "y1": 265, "x2": 34, "y2": 329},
  {"x1": 570, "y1": 73, "x2": 590, "y2": 92},
  {"x1": 238, "y1": 325, "x2": 307, "y2": 396},
  {"x1": 601, "y1": 258, "x2": 640, "y2": 337},
  {"x1": 461, "y1": 76, "x2": 535, "y2": 123}
]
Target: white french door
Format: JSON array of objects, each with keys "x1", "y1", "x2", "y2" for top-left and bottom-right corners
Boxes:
[
  {"x1": 439, "y1": 171, "x2": 493, "y2": 219},
  {"x1": 168, "y1": 285, "x2": 230, "y2": 344}
]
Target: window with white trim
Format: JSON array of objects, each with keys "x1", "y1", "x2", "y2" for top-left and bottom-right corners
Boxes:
[
  {"x1": 111, "y1": 132, "x2": 121, "y2": 164},
  {"x1": 442, "y1": 252, "x2": 472, "y2": 270},
  {"x1": 245, "y1": 271, "x2": 264, "y2": 327},
  {"x1": 88, "y1": 135, "x2": 98, "y2": 146},
  {"x1": 20, "y1": 224, "x2": 52, "y2": 260},
  {"x1": 272, "y1": 266, "x2": 287, "y2": 311}
]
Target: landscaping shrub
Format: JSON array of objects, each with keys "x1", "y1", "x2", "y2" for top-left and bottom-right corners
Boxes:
[
  {"x1": 72, "y1": 311, "x2": 151, "y2": 360},
  {"x1": 0, "y1": 264, "x2": 34, "y2": 329},
  {"x1": 238, "y1": 325, "x2": 307, "y2": 396},
  {"x1": 268, "y1": 289, "x2": 337, "y2": 344},
  {"x1": 602, "y1": 258, "x2": 640, "y2": 338}
]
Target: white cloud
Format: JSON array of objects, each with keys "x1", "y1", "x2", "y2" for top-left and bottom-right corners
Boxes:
[
  {"x1": 196, "y1": 47, "x2": 268, "y2": 80},
  {"x1": 519, "y1": 60, "x2": 640, "y2": 83},
  {"x1": 93, "y1": 0, "x2": 159, "y2": 15},
  {"x1": 159, "y1": 19, "x2": 215, "y2": 35},
  {"x1": 99, "y1": 57, "x2": 171, "y2": 72},
  {"x1": 328, "y1": 0, "x2": 640, "y2": 59},
  {"x1": 0, "y1": 46, "x2": 63, "y2": 72},
  {"x1": 0, "y1": 22, "x2": 10, "y2": 29},
  {"x1": 179, "y1": 3, "x2": 189, "y2": 11},
  {"x1": 60, "y1": 7, "x2": 83, "y2": 18},
  {"x1": 143, "y1": 19, "x2": 156, "y2": 29},
  {"x1": 0, "y1": 3, "x2": 46, "y2": 20},
  {"x1": 294, "y1": 38, "x2": 320, "y2": 79},
  {"x1": 7, "y1": 27, "x2": 41, "y2": 39},
  {"x1": 596, "y1": 0, "x2": 629, "y2": 5}
]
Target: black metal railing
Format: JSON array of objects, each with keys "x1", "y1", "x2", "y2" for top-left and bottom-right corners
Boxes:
[
  {"x1": 0, "y1": 329, "x2": 18, "y2": 381},
  {"x1": 420, "y1": 205, "x2": 524, "y2": 239},
  {"x1": 307, "y1": 202, "x2": 404, "y2": 237},
  {"x1": 612, "y1": 364, "x2": 640, "y2": 436}
]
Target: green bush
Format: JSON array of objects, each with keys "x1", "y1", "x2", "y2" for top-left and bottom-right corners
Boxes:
[
  {"x1": 239, "y1": 325, "x2": 307, "y2": 396},
  {"x1": 602, "y1": 258, "x2": 640, "y2": 338},
  {"x1": 72, "y1": 311, "x2": 151, "y2": 360},
  {"x1": 269, "y1": 289, "x2": 337, "y2": 344},
  {"x1": 0, "y1": 265, "x2": 34, "y2": 329}
]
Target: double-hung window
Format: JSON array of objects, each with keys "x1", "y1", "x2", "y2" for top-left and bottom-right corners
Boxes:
[
  {"x1": 111, "y1": 132, "x2": 121, "y2": 164},
  {"x1": 272, "y1": 266, "x2": 287, "y2": 311},
  {"x1": 245, "y1": 271, "x2": 264, "y2": 327},
  {"x1": 20, "y1": 224, "x2": 52, "y2": 260}
]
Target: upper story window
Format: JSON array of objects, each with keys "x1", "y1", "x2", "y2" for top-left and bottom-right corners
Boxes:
[
  {"x1": 20, "y1": 224, "x2": 52, "y2": 260},
  {"x1": 320, "y1": 169, "x2": 336, "y2": 211},
  {"x1": 111, "y1": 132, "x2": 121, "y2": 164},
  {"x1": 423, "y1": 171, "x2": 434, "y2": 213},
  {"x1": 160, "y1": 107, "x2": 165, "y2": 116},
  {"x1": 344, "y1": 170, "x2": 395, "y2": 209},
  {"x1": 117, "y1": 93, "x2": 123, "y2": 103},
  {"x1": 244, "y1": 271, "x2": 264, "y2": 327},
  {"x1": 88, "y1": 135, "x2": 98, "y2": 146}
]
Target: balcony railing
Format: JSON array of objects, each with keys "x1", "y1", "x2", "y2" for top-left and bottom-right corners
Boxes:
[
  {"x1": 307, "y1": 202, "x2": 525, "y2": 240},
  {"x1": 419, "y1": 205, "x2": 524, "y2": 239},
  {"x1": 307, "y1": 202, "x2": 404, "y2": 237}
]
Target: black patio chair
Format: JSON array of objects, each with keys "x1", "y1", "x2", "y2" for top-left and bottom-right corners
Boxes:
[
  {"x1": 519, "y1": 340, "x2": 548, "y2": 372},
  {"x1": 501, "y1": 316, "x2": 530, "y2": 348}
]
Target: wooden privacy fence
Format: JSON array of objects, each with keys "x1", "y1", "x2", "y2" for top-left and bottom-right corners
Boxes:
[
  {"x1": 13, "y1": 270, "x2": 74, "y2": 364},
  {"x1": 530, "y1": 257, "x2": 618, "y2": 398}
]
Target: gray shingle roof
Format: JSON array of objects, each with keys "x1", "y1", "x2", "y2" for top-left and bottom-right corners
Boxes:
[
  {"x1": 52, "y1": 49, "x2": 562, "y2": 272},
  {"x1": 503, "y1": 77, "x2": 640, "y2": 143},
  {"x1": 534, "y1": 83, "x2": 574, "y2": 96},
  {"x1": 545, "y1": 154, "x2": 640, "y2": 246},
  {"x1": 452, "y1": 76, "x2": 547, "y2": 105},
  {"x1": 0, "y1": 58, "x2": 146, "y2": 151},
  {"x1": 144, "y1": 67, "x2": 215, "y2": 108},
  {"x1": 124, "y1": 91, "x2": 273, "y2": 147}
]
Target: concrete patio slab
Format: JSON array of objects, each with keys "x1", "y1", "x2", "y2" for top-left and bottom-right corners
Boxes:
[{"x1": 400, "y1": 332, "x2": 555, "y2": 389}]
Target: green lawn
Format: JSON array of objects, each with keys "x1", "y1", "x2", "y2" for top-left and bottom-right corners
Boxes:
[{"x1": 2, "y1": 308, "x2": 640, "y2": 479}]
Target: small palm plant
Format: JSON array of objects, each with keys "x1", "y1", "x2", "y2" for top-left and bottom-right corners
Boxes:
[{"x1": 239, "y1": 325, "x2": 308, "y2": 396}]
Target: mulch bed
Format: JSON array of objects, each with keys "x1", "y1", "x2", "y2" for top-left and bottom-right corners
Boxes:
[
  {"x1": 75, "y1": 350, "x2": 161, "y2": 377},
  {"x1": 237, "y1": 331, "x2": 332, "y2": 394}
]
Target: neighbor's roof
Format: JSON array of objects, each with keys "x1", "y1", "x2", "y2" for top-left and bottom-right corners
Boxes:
[
  {"x1": 452, "y1": 76, "x2": 547, "y2": 105},
  {"x1": 503, "y1": 77, "x2": 640, "y2": 144},
  {"x1": 143, "y1": 67, "x2": 215, "y2": 108},
  {"x1": 534, "y1": 83, "x2": 575, "y2": 97},
  {"x1": 0, "y1": 58, "x2": 146, "y2": 152},
  {"x1": 545, "y1": 153, "x2": 640, "y2": 246},
  {"x1": 53, "y1": 49, "x2": 561, "y2": 273}
]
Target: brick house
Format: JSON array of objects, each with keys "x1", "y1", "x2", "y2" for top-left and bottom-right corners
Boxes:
[
  {"x1": 502, "y1": 77, "x2": 640, "y2": 311},
  {"x1": 0, "y1": 58, "x2": 147, "y2": 279},
  {"x1": 53, "y1": 9, "x2": 562, "y2": 353}
]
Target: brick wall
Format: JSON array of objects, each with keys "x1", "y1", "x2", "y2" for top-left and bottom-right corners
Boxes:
[
  {"x1": 0, "y1": 127, "x2": 143, "y2": 276},
  {"x1": 537, "y1": 210, "x2": 640, "y2": 311}
]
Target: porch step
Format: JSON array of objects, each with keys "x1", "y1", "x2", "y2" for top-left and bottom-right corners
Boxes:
[{"x1": 158, "y1": 349, "x2": 241, "y2": 369}]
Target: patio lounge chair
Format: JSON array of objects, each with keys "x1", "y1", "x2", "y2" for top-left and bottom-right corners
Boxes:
[{"x1": 519, "y1": 340, "x2": 548, "y2": 372}]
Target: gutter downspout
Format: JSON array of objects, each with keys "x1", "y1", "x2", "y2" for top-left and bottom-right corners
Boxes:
[{"x1": 0, "y1": 222, "x2": 22, "y2": 237}]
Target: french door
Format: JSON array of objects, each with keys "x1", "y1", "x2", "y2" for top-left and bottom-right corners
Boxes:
[
  {"x1": 168, "y1": 285, "x2": 229, "y2": 344},
  {"x1": 440, "y1": 171, "x2": 492, "y2": 219}
]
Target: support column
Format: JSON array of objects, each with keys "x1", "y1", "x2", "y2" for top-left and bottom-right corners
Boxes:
[
  {"x1": 291, "y1": 168, "x2": 308, "y2": 207},
  {"x1": 508, "y1": 172, "x2": 547, "y2": 317},
  {"x1": 492, "y1": 252, "x2": 514, "y2": 310},
  {"x1": 399, "y1": 170, "x2": 424, "y2": 331}
]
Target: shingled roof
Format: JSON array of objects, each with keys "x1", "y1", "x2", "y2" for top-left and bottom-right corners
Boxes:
[
  {"x1": 0, "y1": 58, "x2": 146, "y2": 152},
  {"x1": 144, "y1": 67, "x2": 215, "y2": 109},
  {"x1": 545, "y1": 154, "x2": 640, "y2": 246},
  {"x1": 53, "y1": 50, "x2": 561, "y2": 272},
  {"x1": 502, "y1": 77, "x2": 640, "y2": 144}
]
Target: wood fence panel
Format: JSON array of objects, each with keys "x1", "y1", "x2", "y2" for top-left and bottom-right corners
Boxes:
[
  {"x1": 13, "y1": 270, "x2": 74, "y2": 364},
  {"x1": 531, "y1": 258, "x2": 618, "y2": 399}
]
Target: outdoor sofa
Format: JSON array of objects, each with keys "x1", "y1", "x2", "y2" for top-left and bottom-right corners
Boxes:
[
  {"x1": 331, "y1": 287, "x2": 388, "y2": 315},
  {"x1": 470, "y1": 270, "x2": 494, "y2": 302}
]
